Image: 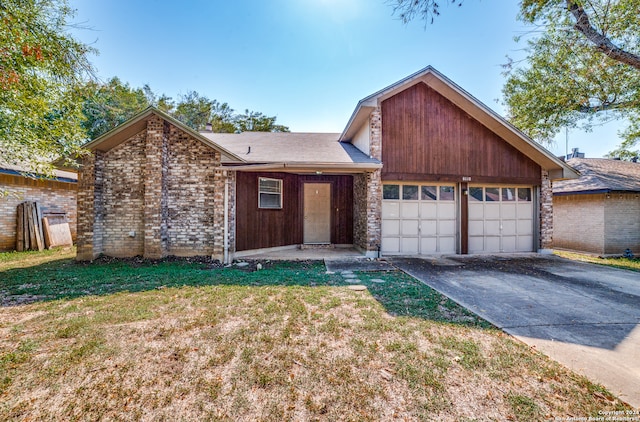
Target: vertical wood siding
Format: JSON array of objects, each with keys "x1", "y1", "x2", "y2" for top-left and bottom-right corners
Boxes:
[
  {"x1": 235, "y1": 172, "x2": 353, "y2": 251},
  {"x1": 381, "y1": 83, "x2": 541, "y2": 184}
]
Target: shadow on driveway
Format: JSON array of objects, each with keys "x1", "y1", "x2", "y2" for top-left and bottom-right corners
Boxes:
[{"x1": 390, "y1": 254, "x2": 640, "y2": 408}]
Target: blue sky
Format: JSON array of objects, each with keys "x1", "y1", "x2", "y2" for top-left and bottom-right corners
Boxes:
[{"x1": 69, "y1": 0, "x2": 622, "y2": 158}]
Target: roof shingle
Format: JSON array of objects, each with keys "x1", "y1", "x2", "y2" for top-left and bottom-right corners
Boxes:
[{"x1": 553, "y1": 158, "x2": 640, "y2": 194}]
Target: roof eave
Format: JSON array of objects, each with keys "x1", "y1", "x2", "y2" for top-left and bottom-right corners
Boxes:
[
  {"x1": 83, "y1": 106, "x2": 246, "y2": 163},
  {"x1": 338, "y1": 66, "x2": 578, "y2": 181},
  {"x1": 221, "y1": 162, "x2": 382, "y2": 173}
]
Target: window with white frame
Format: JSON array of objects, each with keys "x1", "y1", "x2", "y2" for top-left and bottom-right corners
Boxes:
[{"x1": 258, "y1": 177, "x2": 282, "y2": 209}]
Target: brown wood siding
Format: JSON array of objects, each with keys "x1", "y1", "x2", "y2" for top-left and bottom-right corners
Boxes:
[
  {"x1": 235, "y1": 172, "x2": 353, "y2": 251},
  {"x1": 381, "y1": 83, "x2": 541, "y2": 185}
]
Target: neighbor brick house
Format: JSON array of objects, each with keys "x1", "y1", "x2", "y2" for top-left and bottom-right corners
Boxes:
[
  {"x1": 0, "y1": 165, "x2": 77, "y2": 251},
  {"x1": 75, "y1": 66, "x2": 577, "y2": 261},
  {"x1": 553, "y1": 158, "x2": 640, "y2": 255}
]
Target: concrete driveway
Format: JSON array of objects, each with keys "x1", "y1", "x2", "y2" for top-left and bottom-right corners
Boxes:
[{"x1": 390, "y1": 254, "x2": 640, "y2": 408}]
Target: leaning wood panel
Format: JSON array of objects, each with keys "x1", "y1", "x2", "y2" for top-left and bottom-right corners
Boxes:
[
  {"x1": 42, "y1": 215, "x2": 73, "y2": 248},
  {"x1": 16, "y1": 203, "x2": 24, "y2": 252},
  {"x1": 381, "y1": 82, "x2": 541, "y2": 183}
]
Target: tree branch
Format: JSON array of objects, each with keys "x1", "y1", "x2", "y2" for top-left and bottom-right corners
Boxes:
[{"x1": 567, "y1": 0, "x2": 640, "y2": 70}]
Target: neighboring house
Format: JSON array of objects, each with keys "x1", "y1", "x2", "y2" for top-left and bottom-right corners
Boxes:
[
  {"x1": 0, "y1": 165, "x2": 77, "y2": 251},
  {"x1": 74, "y1": 66, "x2": 577, "y2": 262},
  {"x1": 553, "y1": 158, "x2": 640, "y2": 256}
]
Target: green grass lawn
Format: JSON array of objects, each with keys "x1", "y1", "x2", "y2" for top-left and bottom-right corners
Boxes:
[{"x1": 0, "y1": 249, "x2": 632, "y2": 420}]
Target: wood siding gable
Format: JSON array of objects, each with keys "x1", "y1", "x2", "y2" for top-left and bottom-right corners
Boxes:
[{"x1": 381, "y1": 82, "x2": 541, "y2": 184}]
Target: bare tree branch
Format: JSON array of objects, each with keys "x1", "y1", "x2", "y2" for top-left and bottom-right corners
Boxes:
[{"x1": 567, "y1": 0, "x2": 640, "y2": 69}]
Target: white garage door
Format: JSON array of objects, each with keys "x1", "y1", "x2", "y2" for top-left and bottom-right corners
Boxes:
[
  {"x1": 382, "y1": 183, "x2": 457, "y2": 255},
  {"x1": 468, "y1": 186, "x2": 534, "y2": 253}
]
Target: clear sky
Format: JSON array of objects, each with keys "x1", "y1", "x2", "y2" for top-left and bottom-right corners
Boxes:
[{"x1": 68, "y1": 0, "x2": 623, "y2": 158}]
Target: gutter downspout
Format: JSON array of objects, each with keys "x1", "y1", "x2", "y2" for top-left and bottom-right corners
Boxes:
[{"x1": 223, "y1": 171, "x2": 229, "y2": 265}]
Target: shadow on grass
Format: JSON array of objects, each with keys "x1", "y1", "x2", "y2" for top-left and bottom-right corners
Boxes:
[{"x1": 0, "y1": 255, "x2": 492, "y2": 329}]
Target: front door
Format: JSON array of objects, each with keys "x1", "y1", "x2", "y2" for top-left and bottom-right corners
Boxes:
[{"x1": 303, "y1": 183, "x2": 331, "y2": 244}]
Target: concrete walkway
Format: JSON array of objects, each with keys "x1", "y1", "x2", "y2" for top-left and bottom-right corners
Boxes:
[{"x1": 390, "y1": 254, "x2": 640, "y2": 408}]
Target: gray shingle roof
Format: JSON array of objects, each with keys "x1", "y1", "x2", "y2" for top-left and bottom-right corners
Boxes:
[
  {"x1": 200, "y1": 131, "x2": 379, "y2": 165},
  {"x1": 553, "y1": 158, "x2": 640, "y2": 194}
]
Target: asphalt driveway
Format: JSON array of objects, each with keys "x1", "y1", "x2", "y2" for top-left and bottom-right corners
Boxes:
[{"x1": 390, "y1": 255, "x2": 640, "y2": 408}]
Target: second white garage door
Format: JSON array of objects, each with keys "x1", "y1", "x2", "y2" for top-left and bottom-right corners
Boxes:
[{"x1": 468, "y1": 186, "x2": 534, "y2": 253}]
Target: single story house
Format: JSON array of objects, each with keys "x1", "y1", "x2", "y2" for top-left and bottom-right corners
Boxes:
[
  {"x1": 553, "y1": 158, "x2": 640, "y2": 255},
  {"x1": 74, "y1": 66, "x2": 577, "y2": 262},
  {"x1": 0, "y1": 165, "x2": 77, "y2": 251}
]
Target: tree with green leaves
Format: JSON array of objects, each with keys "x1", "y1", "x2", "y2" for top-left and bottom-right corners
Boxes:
[
  {"x1": 0, "y1": 0, "x2": 94, "y2": 173},
  {"x1": 235, "y1": 109, "x2": 290, "y2": 133},
  {"x1": 391, "y1": 0, "x2": 640, "y2": 159},
  {"x1": 172, "y1": 91, "x2": 289, "y2": 133},
  {"x1": 80, "y1": 77, "x2": 151, "y2": 140}
]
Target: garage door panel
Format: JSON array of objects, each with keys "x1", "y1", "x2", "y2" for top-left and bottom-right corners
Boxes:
[
  {"x1": 485, "y1": 220, "x2": 501, "y2": 235},
  {"x1": 401, "y1": 220, "x2": 419, "y2": 235},
  {"x1": 382, "y1": 202, "x2": 399, "y2": 218},
  {"x1": 401, "y1": 237, "x2": 419, "y2": 254},
  {"x1": 517, "y1": 203, "x2": 532, "y2": 216},
  {"x1": 438, "y1": 203, "x2": 456, "y2": 218},
  {"x1": 469, "y1": 203, "x2": 484, "y2": 220},
  {"x1": 502, "y1": 236, "x2": 516, "y2": 252},
  {"x1": 439, "y1": 219, "x2": 456, "y2": 236},
  {"x1": 501, "y1": 220, "x2": 517, "y2": 235},
  {"x1": 420, "y1": 203, "x2": 438, "y2": 219},
  {"x1": 485, "y1": 237, "x2": 501, "y2": 252},
  {"x1": 517, "y1": 219, "x2": 533, "y2": 235},
  {"x1": 382, "y1": 237, "x2": 400, "y2": 253},
  {"x1": 517, "y1": 236, "x2": 533, "y2": 251},
  {"x1": 421, "y1": 237, "x2": 437, "y2": 253},
  {"x1": 485, "y1": 204, "x2": 501, "y2": 219},
  {"x1": 469, "y1": 220, "x2": 484, "y2": 236},
  {"x1": 401, "y1": 203, "x2": 419, "y2": 218},
  {"x1": 469, "y1": 237, "x2": 484, "y2": 253},
  {"x1": 421, "y1": 220, "x2": 437, "y2": 235},
  {"x1": 382, "y1": 220, "x2": 400, "y2": 236},
  {"x1": 501, "y1": 204, "x2": 517, "y2": 219},
  {"x1": 440, "y1": 237, "x2": 456, "y2": 253}
]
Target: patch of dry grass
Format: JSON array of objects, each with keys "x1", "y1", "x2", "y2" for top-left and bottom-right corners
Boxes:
[
  {"x1": 554, "y1": 250, "x2": 640, "y2": 272},
  {"x1": 0, "y1": 283, "x2": 630, "y2": 421}
]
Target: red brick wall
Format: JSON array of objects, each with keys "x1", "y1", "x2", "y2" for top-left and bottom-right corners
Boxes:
[{"x1": 0, "y1": 173, "x2": 77, "y2": 251}]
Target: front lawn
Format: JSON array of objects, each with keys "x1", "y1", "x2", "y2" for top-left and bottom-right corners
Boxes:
[
  {"x1": 554, "y1": 250, "x2": 640, "y2": 272},
  {"x1": 0, "y1": 250, "x2": 631, "y2": 420}
]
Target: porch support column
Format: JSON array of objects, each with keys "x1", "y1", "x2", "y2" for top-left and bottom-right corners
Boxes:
[
  {"x1": 366, "y1": 107, "x2": 382, "y2": 256},
  {"x1": 539, "y1": 169, "x2": 554, "y2": 252}
]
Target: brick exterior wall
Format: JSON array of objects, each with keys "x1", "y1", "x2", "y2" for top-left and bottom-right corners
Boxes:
[
  {"x1": 165, "y1": 124, "x2": 220, "y2": 257},
  {"x1": 102, "y1": 132, "x2": 146, "y2": 257},
  {"x1": 605, "y1": 193, "x2": 640, "y2": 255},
  {"x1": 539, "y1": 169, "x2": 553, "y2": 251},
  {"x1": 76, "y1": 113, "x2": 227, "y2": 261},
  {"x1": 353, "y1": 107, "x2": 382, "y2": 256},
  {"x1": 0, "y1": 174, "x2": 77, "y2": 251},
  {"x1": 77, "y1": 151, "x2": 105, "y2": 260},
  {"x1": 554, "y1": 193, "x2": 640, "y2": 255},
  {"x1": 553, "y1": 194, "x2": 605, "y2": 254}
]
